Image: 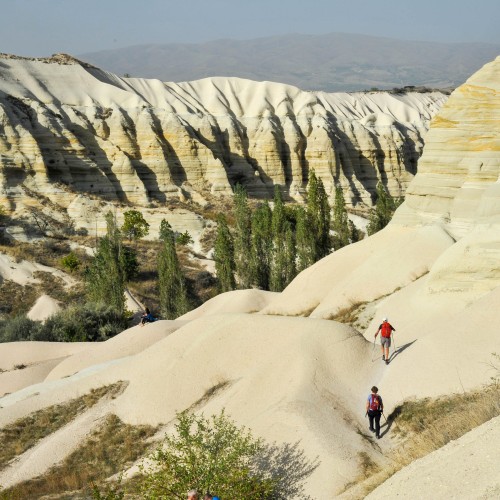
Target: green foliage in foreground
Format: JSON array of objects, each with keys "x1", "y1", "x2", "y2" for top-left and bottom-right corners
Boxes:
[
  {"x1": 138, "y1": 410, "x2": 318, "y2": 500},
  {"x1": 0, "y1": 303, "x2": 128, "y2": 343}
]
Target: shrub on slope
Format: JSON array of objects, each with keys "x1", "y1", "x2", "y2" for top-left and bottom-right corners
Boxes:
[{"x1": 0, "y1": 303, "x2": 128, "y2": 343}]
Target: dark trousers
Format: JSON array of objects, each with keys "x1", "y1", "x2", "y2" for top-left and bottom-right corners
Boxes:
[{"x1": 368, "y1": 410, "x2": 381, "y2": 436}]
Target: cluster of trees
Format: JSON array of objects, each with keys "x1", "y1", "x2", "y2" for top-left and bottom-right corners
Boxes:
[
  {"x1": 85, "y1": 210, "x2": 191, "y2": 321},
  {"x1": 214, "y1": 172, "x2": 360, "y2": 293},
  {"x1": 1, "y1": 178, "x2": 401, "y2": 340}
]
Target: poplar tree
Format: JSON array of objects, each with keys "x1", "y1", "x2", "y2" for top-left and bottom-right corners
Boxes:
[
  {"x1": 214, "y1": 214, "x2": 236, "y2": 293},
  {"x1": 331, "y1": 184, "x2": 351, "y2": 250},
  {"x1": 250, "y1": 201, "x2": 273, "y2": 290},
  {"x1": 270, "y1": 186, "x2": 296, "y2": 291},
  {"x1": 295, "y1": 206, "x2": 316, "y2": 272},
  {"x1": 307, "y1": 170, "x2": 332, "y2": 260},
  {"x1": 86, "y1": 211, "x2": 126, "y2": 314},
  {"x1": 367, "y1": 182, "x2": 402, "y2": 235},
  {"x1": 158, "y1": 219, "x2": 190, "y2": 319},
  {"x1": 233, "y1": 184, "x2": 253, "y2": 288}
]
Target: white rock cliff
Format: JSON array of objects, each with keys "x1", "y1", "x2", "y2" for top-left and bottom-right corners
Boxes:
[{"x1": 0, "y1": 54, "x2": 446, "y2": 219}]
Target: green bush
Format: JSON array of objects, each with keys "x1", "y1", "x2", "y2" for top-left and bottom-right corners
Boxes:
[
  {"x1": 60, "y1": 252, "x2": 81, "y2": 273},
  {"x1": 0, "y1": 304, "x2": 128, "y2": 343},
  {"x1": 0, "y1": 316, "x2": 42, "y2": 342},
  {"x1": 139, "y1": 410, "x2": 318, "y2": 500},
  {"x1": 176, "y1": 230, "x2": 194, "y2": 246},
  {"x1": 38, "y1": 304, "x2": 127, "y2": 342}
]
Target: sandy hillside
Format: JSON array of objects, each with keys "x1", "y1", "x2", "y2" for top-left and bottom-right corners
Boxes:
[
  {"x1": 0, "y1": 57, "x2": 499, "y2": 498},
  {"x1": 366, "y1": 414, "x2": 500, "y2": 499}
]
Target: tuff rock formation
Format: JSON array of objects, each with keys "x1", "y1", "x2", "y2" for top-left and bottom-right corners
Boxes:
[
  {"x1": 0, "y1": 57, "x2": 499, "y2": 498},
  {"x1": 0, "y1": 54, "x2": 446, "y2": 223}
]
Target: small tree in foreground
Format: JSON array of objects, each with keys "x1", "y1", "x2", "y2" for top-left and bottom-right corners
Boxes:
[{"x1": 139, "y1": 410, "x2": 318, "y2": 500}]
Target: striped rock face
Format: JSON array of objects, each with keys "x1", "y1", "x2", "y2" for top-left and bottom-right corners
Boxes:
[
  {"x1": 395, "y1": 56, "x2": 500, "y2": 236},
  {"x1": 0, "y1": 54, "x2": 446, "y2": 222},
  {"x1": 392, "y1": 56, "x2": 500, "y2": 297}
]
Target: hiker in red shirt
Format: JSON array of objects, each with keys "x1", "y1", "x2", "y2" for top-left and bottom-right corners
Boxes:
[{"x1": 375, "y1": 317, "x2": 396, "y2": 365}]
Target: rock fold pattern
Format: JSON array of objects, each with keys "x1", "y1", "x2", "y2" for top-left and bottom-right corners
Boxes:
[{"x1": 0, "y1": 55, "x2": 446, "y2": 211}]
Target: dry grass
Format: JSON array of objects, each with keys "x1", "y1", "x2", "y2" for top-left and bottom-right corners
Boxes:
[
  {"x1": 0, "y1": 382, "x2": 126, "y2": 470},
  {"x1": 1, "y1": 414, "x2": 156, "y2": 499},
  {"x1": 329, "y1": 301, "x2": 366, "y2": 326},
  {"x1": 357, "y1": 451, "x2": 381, "y2": 477},
  {"x1": 0, "y1": 239, "x2": 73, "y2": 268},
  {"x1": 343, "y1": 383, "x2": 500, "y2": 498},
  {"x1": 0, "y1": 279, "x2": 40, "y2": 317},
  {"x1": 0, "y1": 272, "x2": 85, "y2": 319},
  {"x1": 389, "y1": 384, "x2": 500, "y2": 453},
  {"x1": 187, "y1": 379, "x2": 232, "y2": 413}
]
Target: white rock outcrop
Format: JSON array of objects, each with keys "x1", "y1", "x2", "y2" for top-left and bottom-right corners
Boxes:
[
  {"x1": 0, "y1": 54, "x2": 446, "y2": 219},
  {"x1": 1, "y1": 57, "x2": 499, "y2": 498}
]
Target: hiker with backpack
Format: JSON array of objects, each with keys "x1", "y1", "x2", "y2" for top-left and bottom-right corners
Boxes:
[
  {"x1": 375, "y1": 317, "x2": 396, "y2": 365},
  {"x1": 366, "y1": 386, "x2": 384, "y2": 439}
]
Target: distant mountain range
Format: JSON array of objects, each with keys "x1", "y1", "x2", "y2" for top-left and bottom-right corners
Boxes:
[{"x1": 80, "y1": 32, "x2": 500, "y2": 92}]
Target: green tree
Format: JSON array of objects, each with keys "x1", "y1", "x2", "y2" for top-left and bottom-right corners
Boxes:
[
  {"x1": 367, "y1": 182, "x2": 403, "y2": 236},
  {"x1": 331, "y1": 184, "x2": 351, "y2": 250},
  {"x1": 250, "y1": 202, "x2": 273, "y2": 289},
  {"x1": 176, "y1": 231, "x2": 193, "y2": 246},
  {"x1": 85, "y1": 212, "x2": 126, "y2": 313},
  {"x1": 60, "y1": 252, "x2": 81, "y2": 273},
  {"x1": 139, "y1": 410, "x2": 318, "y2": 500},
  {"x1": 295, "y1": 206, "x2": 316, "y2": 272},
  {"x1": 307, "y1": 170, "x2": 331, "y2": 260},
  {"x1": 270, "y1": 186, "x2": 296, "y2": 291},
  {"x1": 121, "y1": 246, "x2": 139, "y2": 281},
  {"x1": 121, "y1": 210, "x2": 149, "y2": 245},
  {"x1": 140, "y1": 411, "x2": 275, "y2": 499},
  {"x1": 214, "y1": 214, "x2": 236, "y2": 293},
  {"x1": 158, "y1": 219, "x2": 190, "y2": 319},
  {"x1": 233, "y1": 184, "x2": 253, "y2": 288}
]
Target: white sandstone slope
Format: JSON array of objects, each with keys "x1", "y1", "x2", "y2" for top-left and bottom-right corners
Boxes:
[
  {"x1": 0, "y1": 53, "x2": 445, "y2": 219},
  {"x1": 366, "y1": 415, "x2": 500, "y2": 499},
  {"x1": 0, "y1": 57, "x2": 499, "y2": 498}
]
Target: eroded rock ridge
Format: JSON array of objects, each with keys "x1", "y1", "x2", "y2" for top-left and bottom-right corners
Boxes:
[{"x1": 0, "y1": 54, "x2": 446, "y2": 215}]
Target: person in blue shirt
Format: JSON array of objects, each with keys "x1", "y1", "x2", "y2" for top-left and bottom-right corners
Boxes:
[{"x1": 140, "y1": 307, "x2": 156, "y2": 326}]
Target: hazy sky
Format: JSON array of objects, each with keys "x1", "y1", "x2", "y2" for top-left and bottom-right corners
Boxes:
[{"x1": 2, "y1": 0, "x2": 500, "y2": 57}]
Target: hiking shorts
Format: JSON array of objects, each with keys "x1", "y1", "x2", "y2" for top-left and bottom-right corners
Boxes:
[{"x1": 381, "y1": 336, "x2": 391, "y2": 347}]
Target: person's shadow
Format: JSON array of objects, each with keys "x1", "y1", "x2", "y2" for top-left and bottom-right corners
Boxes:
[
  {"x1": 378, "y1": 340, "x2": 417, "y2": 438},
  {"x1": 388, "y1": 339, "x2": 417, "y2": 363}
]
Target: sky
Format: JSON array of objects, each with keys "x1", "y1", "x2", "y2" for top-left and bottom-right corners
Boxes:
[{"x1": 2, "y1": 0, "x2": 500, "y2": 57}]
